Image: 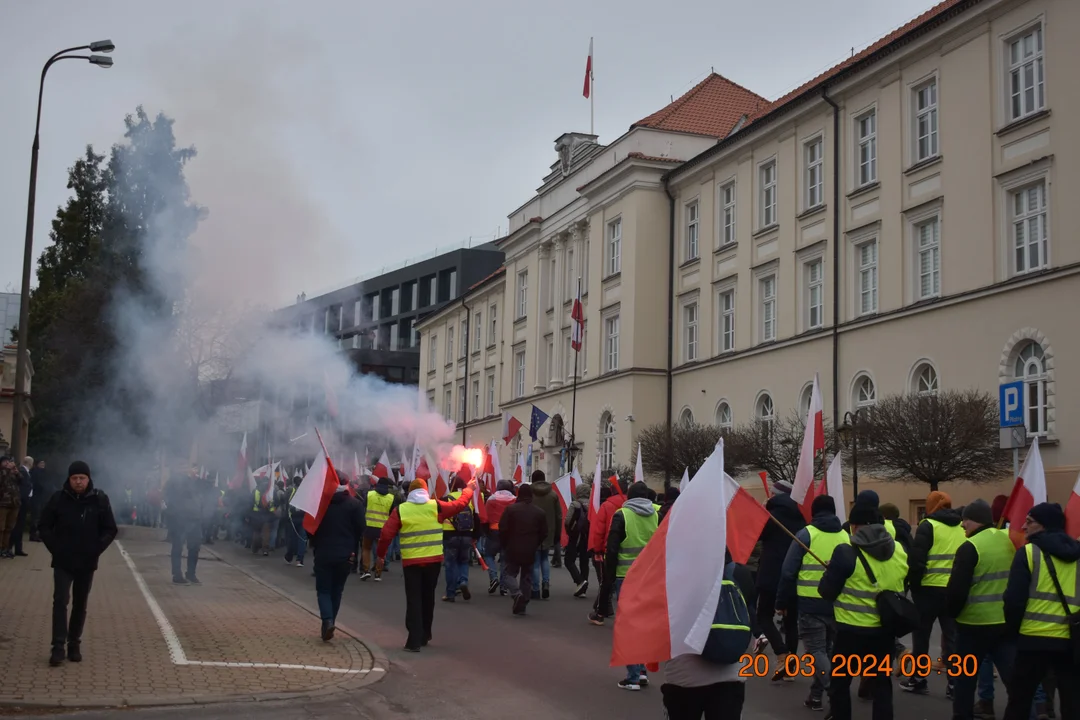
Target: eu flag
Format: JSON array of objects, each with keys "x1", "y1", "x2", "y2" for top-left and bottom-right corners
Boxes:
[{"x1": 529, "y1": 405, "x2": 550, "y2": 441}]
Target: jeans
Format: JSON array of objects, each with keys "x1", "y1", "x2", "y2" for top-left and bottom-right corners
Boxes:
[
  {"x1": 799, "y1": 613, "x2": 837, "y2": 698},
  {"x1": 616, "y1": 579, "x2": 646, "y2": 682},
  {"x1": 389, "y1": 536, "x2": 401, "y2": 561},
  {"x1": 482, "y1": 533, "x2": 503, "y2": 586},
  {"x1": 503, "y1": 559, "x2": 534, "y2": 603},
  {"x1": 52, "y1": 567, "x2": 94, "y2": 647},
  {"x1": 170, "y1": 519, "x2": 201, "y2": 580},
  {"x1": 314, "y1": 560, "x2": 351, "y2": 622},
  {"x1": 284, "y1": 515, "x2": 307, "y2": 563},
  {"x1": 954, "y1": 628, "x2": 1015, "y2": 720},
  {"x1": 564, "y1": 539, "x2": 590, "y2": 586},
  {"x1": 1004, "y1": 648, "x2": 1077, "y2": 720},
  {"x1": 828, "y1": 629, "x2": 893, "y2": 720},
  {"x1": 443, "y1": 535, "x2": 471, "y2": 596},
  {"x1": 531, "y1": 547, "x2": 551, "y2": 591},
  {"x1": 403, "y1": 562, "x2": 441, "y2": 649},
  {"x1": 661, "y1": 681, "x2": 745, "y2": 720},
  {"x1": 266, "y1": 518, "x2": 281, "y2": 550},
  {"x1": 978, "y1": 653, "x2": 995, "y2": 702}
]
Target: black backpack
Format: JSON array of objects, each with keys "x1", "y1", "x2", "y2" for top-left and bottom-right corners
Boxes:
[
  {"x1": 700, "y1": 562, "x2": 752, "y2": 664},
  {"x1": 451, "y1": 503, "x2": 475, "y2": 532}
]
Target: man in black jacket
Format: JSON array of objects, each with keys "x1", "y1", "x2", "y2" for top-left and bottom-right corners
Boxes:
[
  {"x1": 165, "y1": 471, "x2": 204, "y2": 585},
  {"x1": 499, "y1": 483, "x2": 547, "y2": 616},
  {"x1": 37, "y1": 461, "x2": 118, "y2": 667},
  {"x1": 309, "y1": 474, "x2": 365, "y2": 641},
  {"x1": 8, "y1": 455, "x2": 33, "y2": 556},
  {"x1": 755, "y1": 479, "x2": 805, "y2": 678},
  {"x1": 29, "y1": 459, "x2": 49, "y2": 542}
]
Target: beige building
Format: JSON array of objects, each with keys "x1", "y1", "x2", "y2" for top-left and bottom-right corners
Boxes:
[
  {"x1": 0, "y1": 344, "x2": 32, "y2": 456},
  {"x1": 418, "y1": 0, "x2": 1080, "y2": 521}
]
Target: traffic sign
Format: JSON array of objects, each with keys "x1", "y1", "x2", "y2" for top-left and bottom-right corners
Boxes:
[{"x1": 999, "y1": 381, "x2": 1024, "y2": 428}]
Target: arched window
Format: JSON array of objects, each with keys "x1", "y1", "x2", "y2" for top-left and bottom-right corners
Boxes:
[
  {"x1": 756, "y1": 393, "x2": 775, "y2": 443},
  {"x1": 1015, "y1": 341, "x2": 1047, "y2": 436},
  {"x1": 600, "y1": 413, "x2": 616, "y2": 469},
  {"x1": 853, "y1": 374, "x2": 876, "y2": 411},
  {"x1": 715, "y1": 401, "x2": 732, "y2": 430},
  {"x1": 800, "y1": 384, "x2": 814, "y2": 417},
  {"x1": 679, "y1": 407, "x2": 695, "y2": 426},
  {"x1": 911, "y1": 362, "x2": 939, "y2": 396}
]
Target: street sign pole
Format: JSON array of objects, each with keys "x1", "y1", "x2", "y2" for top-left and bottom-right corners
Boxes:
[{"x1": 999, "y1": 381, "x2": 1026, "y2": 478}]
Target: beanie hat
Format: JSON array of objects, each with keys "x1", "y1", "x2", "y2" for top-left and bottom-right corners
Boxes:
[
  {"x1": 1028, "y1": 502, "x2": 1065, "y2": 532},
  {"x1": 991, "y1": 495, "x2": 1008, "y2": 524},
  {"x1": 628, "y1": 483, "x2": 650, "y2": 500},
  {"x1": 496, "y1": 479, "x2": 515, "y2": 493},
  {"x1": 516, "y1": 484, "x2": 534, "y2": 502},
  {"x1": 408, "y1": 479, "x2": 427, "y2": 493},
  {"x1": 879, "y1": 502, "x2": 900, "y2": 520},
  {"x1": 772, "y1": 479, "x2": 793, "y2": 495},
  {"x1": 962, "y1": 499, "x2": 994, "y2": 527},
  {"x1": 854, "y1": 490, "x2": 880, "y2": 508},
  {"x1": 849, "y1": 503, "x2": 879, "y2": 526},
  {"x1": 926, "y1": 491, "x2": 952, "y2": 515},
  {"x1": 68, "y1": 461, "x2": 91, "y2": 479},
  {"x1": 811, "y1": 495, "x2": 836, "y2": 516}
]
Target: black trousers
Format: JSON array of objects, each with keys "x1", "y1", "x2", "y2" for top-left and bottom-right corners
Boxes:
[
  {"x1": 564, "y1": 539, "x2": 590, "y2": 586},
  {"x1": 9, "y1": 502, "x2": 28, "y2": 552},
  {"x1": 170, "y1": 519, "x2": 201, "y2": 580},
  {"x1": 756, "y1": 585, "x2": 798, "y2": 655},
  {"x1": 52, "y1": 567, "x2": 94, "y2": 647},
  {"x1": 402, "y1": 562, "x2": 441, "y2": 649},
  {"x1": 911, "y1": 587, "x2": 957, "y2": 679},
  {"x1": 1004, "y1": 648, "x2": 1078, "y2": 720},
  {"x1": 592, "y1": 554, "x2": 613, "y2": 616},
  {"x1": 660, "y1": 681, "x2": 745, "y2": 720},
  {"x1": 828, "y1": 629, "x2": 894, "y2": 720}
]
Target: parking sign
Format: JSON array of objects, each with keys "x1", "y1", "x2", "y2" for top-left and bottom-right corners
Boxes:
[{"x1": 999, "y1": 381, "x2": 1024, "y2": 427}]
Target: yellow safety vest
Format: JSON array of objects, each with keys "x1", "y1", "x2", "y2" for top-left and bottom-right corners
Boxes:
[
  {"x1": 441, "y1": 491, "x2": 463, "y2": 531},
  {"x1": 1020, "y1": 544, "x2": 1080, "y2": 639},
  {"x1": 834, "y1": 545, "x2": 908, "y2": 628},
  {"x1": 797, "y1": 525, "x2": 850, "y2": 599},
  {"x1": 366, "y1": 490, "x2": 394, "y2": 529},
  {"x1": 616, "y1": 508, "x2": 658, "y2": 578},
  {"x1": 398, "y1": 500, "x2": 443, "y2": 562},
  {"x1": 921, "y1": 518, "x2": 966, "y2": 587},
  {"x1": 956, "y1": 528, "x2": 1015, "y2": 626},
  {"x1": 884, "y1": 519, "x2": 897, "y2": 539},
  {"x1": 252, "y1": 490, "x2": 275, "y2": 513}
]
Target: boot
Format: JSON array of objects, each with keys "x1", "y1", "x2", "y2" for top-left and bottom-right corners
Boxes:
[
  {"x1": 972, "y1": 699, "x2": 995, "y2": 720},
  {"x1": 49, "y1": 644, "x2": 65, "y2": 667},
  {"x1": 67, "y1": 642, "x2": 82, "y2": 662}
]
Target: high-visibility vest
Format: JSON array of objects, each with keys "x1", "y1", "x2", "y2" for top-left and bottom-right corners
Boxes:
[
  {"x1": 921, "y1": 518, "x2": 966, "y2": 587},
  {"x1": 398, "y1": 500, "x2": 443, "y2": 562},
  {"x1": 956, "y1": 528, "x2": 1015, "y2": 626},
  {"x1": 884, "y1": 519, "x2": 897, "y2": 539},
  {"x1": 616, "y1": 508, "x2": 658, "y2": 578},
  {"x1": 442, "y1": 491, "x2": 462, "y2": 531},
  {"x1": 834, "y1": 545, "x2": 908, "y2": 628},
  {"x1": 797, "y1": 525, "x2": 850, "y2": 599},
  {"x1": 253, "y1": 490, "x2": 275, "y2": 513},
  {"x1": 1020, "y1": 544, "x2": 1080, "y2": 639},
  {"x1": 366, "y1": 490, "x2": 394, "y2": 529}
]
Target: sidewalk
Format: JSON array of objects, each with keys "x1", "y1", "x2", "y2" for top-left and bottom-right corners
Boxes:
[{"x1": 0, "y1": 526, "x2": 385, "y2": 711}]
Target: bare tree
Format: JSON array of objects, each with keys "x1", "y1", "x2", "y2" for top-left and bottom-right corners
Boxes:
[
  {"x1": 856, "y1": 389, "x2": 1009, "y2": 491},
  {"x1": 637, "y1": 421, "x2": 737, "y2": 480},
  {"x1": 604, "y1": 464, "x2": 636, "y2": 490},
  {"x1": 727, "y1": 411, "x2": 836, "y2": 486}
]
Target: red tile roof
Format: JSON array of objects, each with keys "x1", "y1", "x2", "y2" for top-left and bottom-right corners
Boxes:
[
  {"x1": 625, "y1": 152, "x2": 683, "y2": 163},
  {"x1": 468, "y1": 266, "x2": 505, "y2": 292},
  {"x1": 632, "y1": 73, "x2": 768, "y2": 138}
]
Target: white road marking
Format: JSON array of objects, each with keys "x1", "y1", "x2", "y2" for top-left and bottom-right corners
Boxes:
[{"x1": 116, "y1": 540, "x2": 380, "y2": 675}]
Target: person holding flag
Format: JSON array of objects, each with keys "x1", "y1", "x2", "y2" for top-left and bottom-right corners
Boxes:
[
  {"x1": 306, "y1": 467, "x2": 365, "y2": 642},
  {"x1": 754, "y1": 478, "x2": 805, "y2": 679}
]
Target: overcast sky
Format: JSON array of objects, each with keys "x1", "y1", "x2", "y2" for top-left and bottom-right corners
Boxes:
[{"x1": 1, "y1": 0, "x2": 937, "y2": 306}]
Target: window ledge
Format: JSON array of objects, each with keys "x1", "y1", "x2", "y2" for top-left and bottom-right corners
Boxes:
[
  {"x1": 679, "y1": 257, "x2": 702, "y2": 270},
  {"x1": 602, "y1": 272, "x2": 622, "y2": 283},
  {"x1": 715, "y1": 241, "x2": 738, "y2": 256},
  {"x1": 752, "y1": 223, "x2": 779, "y2": 239},
  {"x1": 847, "y1": 181, "x2": 880, "y2": 200},
  {"x1": 427, "y1": 369, "x2": 436, "y2": 376},
  {"x1": 797, "y1": 205, "x2": 827, "y2": 220},
  {"x1": 513, "y1": 316, "x2": 527, "y2": 326},
  {"x1": 904, "y1": 155, "x2": 943, "y2": 176},
  {"x1": 996, "y1": 109, "x2": 1051, "y2": 137},
  {"x1": 486, "y1": 343, "x2": 497, "y2": 351}
]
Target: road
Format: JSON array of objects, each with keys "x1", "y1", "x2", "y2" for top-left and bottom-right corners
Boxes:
[{"x1": 20, "y1": 537, "x2": 962, "y2": 719}]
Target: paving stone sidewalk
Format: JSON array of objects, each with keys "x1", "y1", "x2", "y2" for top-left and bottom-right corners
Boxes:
[{"x1": 0, "y1": 526, "x2": 384, "y2": 712}]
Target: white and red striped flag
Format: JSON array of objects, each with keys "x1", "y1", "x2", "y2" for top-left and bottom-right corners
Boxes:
[
  {"x1": 634, "y1": 443, "x2": 645, "y2": 484},
  {"x1": 791, "y1": 374, "x2": 825, "y2": 521},
  {"x1": 230, "y1": 432, "x2": 250, "y2": 490},
  {"x1": 588, "y1": 453, "x2": 604, "y2": 526},
  {"x1": 1003, "y1": 437, "x2": 1048, "y2": 548},
  {"x1": 582, "y1": 38, "x2": 593, "y2": 98},
  {"x1": 372, "y1": 450, "x2": 392, "y2": 480},
  {"x1": 502, "y1": 412, "x2": 524, "y2": 445},
  {"x1": 553, "y1": 471, "x2": 579, "y2": 546},
  {"x1": 571, "y1": 283, "x2": 584, "y2": 351},
  {"x1": 290, "y1": 452, "x2": 342, "y2": 535},
  {"x1": 1065, "y1": 470, "x2": 1080, "y2": 539},
  {"x1": 513, "y1": 452, "x2": 526, "y2": 485},
  {"x1": 824, "y1": 454, "x2": 846, "y2": 525}
]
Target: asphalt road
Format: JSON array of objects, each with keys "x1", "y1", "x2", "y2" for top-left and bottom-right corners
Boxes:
[{"x1": 30, "y1": 538, "x2": 963, "y2": 720}]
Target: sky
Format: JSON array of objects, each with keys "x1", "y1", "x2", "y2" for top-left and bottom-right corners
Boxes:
[{"x1": 1, "y1": 0, "x2": 939, "y2": 307}]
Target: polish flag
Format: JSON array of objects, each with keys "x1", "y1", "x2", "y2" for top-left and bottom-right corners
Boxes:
[
  {"x1": 230, "y1": 432, "x2": 250, "y2": 490},
  {"x1": 290, "y1": 453, "x2": 341, "y2": 535},
  {"x1": 634, "y1": 443, "x2": 645, "y2": 484},
  {"x1": 553, "y1": 471, "x2": 579, "y2": 546},
  {"x1": 610, "y1": 439, "x2": 771, "y2": 667},
  {"x1": 415, "y1": 455, "x2": 432, "y2": 482},
  {"x1": 513, "y1": 452, "x2": 526, "y2": 485},
  {"x1": 588, "y1": 453, "x2": 604, "y2": 526},
  {"x1": 372, "y1": 450, "x2": 392, "y2": 480},
  {"x1": 824, "y1": 454, "x2": 847, "y2": 525},
  {"x1": 433, "y1": 464, "x2": 450, "y2": 499},
  {"x1": 582, "y1": 37, "x2": 593, "y2": 98},
  {"x1": 502, "y1": 412, "x2": 524, "y2": 445},
  {"x1": 407, "y1": 441, "x2": 423, "y2": 483},
  {"x1": 399, "y1": 451, "x2": 409, "y2": 479},
  {"x1": 1003, "y1": 438, "x2": 1048, "y2": 548},
  {"x1": 791, "y1": 374, "x2": 826, "y2": 521},
  {"x1": 571, "y1": 284, "x2": 584, "y2": 351},
  {"x1": 458, "y1": 463, "x2": 486, "y2": 522},
  {"x1": 1065, "y1": 470, "x2": 1080, "y2": 539},
  {"x1": 678, "y1": 467, "x2": 690, "y2": 494}
]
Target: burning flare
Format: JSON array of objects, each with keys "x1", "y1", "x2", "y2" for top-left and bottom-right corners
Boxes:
[{"x1": 448, "y1": 446, "x2": 484, "y2": 469}]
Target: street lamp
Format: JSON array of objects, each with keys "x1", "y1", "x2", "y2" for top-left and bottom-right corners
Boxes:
[
  {"x1": 10, "y1": 41, "x2": 115, "y2": 458},
  {"x1": 838, "y1": 409, "x2": 864, "y2": 499}
]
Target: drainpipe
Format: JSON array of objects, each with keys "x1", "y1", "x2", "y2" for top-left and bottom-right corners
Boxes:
[
  {"x1": 821, "y1": 87, "x2": 841, "y2": 430},
  {"x1": 461, "y1": 297, "x2": 471, "y2": 446},
  {"x1": 663, "y1": 176, "x2": 676, "y2": 485}
]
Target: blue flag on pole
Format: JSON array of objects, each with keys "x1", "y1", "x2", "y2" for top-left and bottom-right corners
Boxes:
[{"x1": 529, "y1": 405, "x2": 550, "y2": 441}]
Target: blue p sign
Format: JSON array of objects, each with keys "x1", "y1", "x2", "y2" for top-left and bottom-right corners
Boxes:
[{"x1": 999, "y1": 381, "x2": 1024, "y2": 427}]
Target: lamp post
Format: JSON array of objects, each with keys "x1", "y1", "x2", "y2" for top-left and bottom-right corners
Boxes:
[
  {"x1": 10, "y1": 41, "x2": 114, "y2": 458},
  {"x1": 838, "y1": 409, "x2": 864, "y2": 499}
]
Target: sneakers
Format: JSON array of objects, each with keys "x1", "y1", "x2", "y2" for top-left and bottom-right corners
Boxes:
[
  {"x1": 373, "y1": 574, "x2": 381, "y2": 582},
  {"x1": 639, "y1": 673, "x2": 649, "y2": 688},
  {"x1": 617, "y1": 679, "x2": 641, "y2": 691},
  {"x1": 752, "y1": 634, "x2": 769, "y2": 654},
  {"x1": 899, "y1": 677, "x2": 929, "y2": 695},
  {"x1": 541, "y1": 583, "x2": 550, "y2": 600},
  {"x1": 186, "y1": 576, "x2": 201, "y2": 585},
  {"x1": 500, "y1": 588, "x2": 508, "y2": 596},
  {"x1": 574, "y1": 580, "x2": 589, "y2": 598},
  {"x1": 772, "y1": 658, "x2": 794, "y2": 682},
  {"x1": 512, "y1": 594, "x2": 527, "y2": 616},
  {"x1": 67, "y1": 643, "x2": 82, "y2": 662},
  {"x1": 804, "y1": 695, "x2": 824, "y2": 711},
  {"x1": 172, "y1": 576, "x2": 189, "y2": 585},
  {"x1": 284, "y1": 556, "x2": 293, "y2": 564},
  {"x1": 460, "y1": 585, "x2": 472, "y2": 600},
  {"x1": 360, "y1": 571, "x2": 372, "y2": 581},
  {"x1": 296, "y1": 560, "x2": 304, "y2": 567},
  {"x1": 441, "y1": 595, "x2": 456, "y2": 602},
  {"x1": 49, "y1": 645, "x2": 65, "y2": 667},
  {"x1": 488, "y1": 578, "x2": 499, "y2": 595},
  {"x1": 945, "y1": 681, "x2": 955, "y2": 700},
  {"x1": 588, "y1": 611, "x2": 605, "y2": 626}
]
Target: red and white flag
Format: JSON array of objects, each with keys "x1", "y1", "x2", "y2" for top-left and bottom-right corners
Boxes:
[
  {"x1": 230, "y1": 432, "x2": 251, "y2": 491},
  {"x1": 553, "y1": 471, "x2": 579, "y2": 546},
  {"x1": 415, "y1": 455, "x2": 432, "y2": 481},
  {"x1": 488, "y1": 440, "x2": 504, "y2": 486},
  {"x1": 353, "y1": 452, "x2": 362, "y2": 483},
  {"x1": 678, "y1": 467, "x2": 690, "y2": 494},
  {"x1": 502, "y1": 412, "x2": 524, "y2": 445},
  {"x1": 791, "y1": 374, "x2": 825, "y2": 521},
  {"x1": 1003, "y1": 438, "x2": 1048, "y2": 548},
  {"x1": 457, "y1": 463, "x2": 486, "y2": 522},
  {"x1": 571, "y1": 284, "x2": 584, "y2": 352},
  {"x1": 433, "y1": 464, "x2": 450, "y2": 499},
  {"x1": 1065, "y1": 470, "x2": 1080, "y2": 539},
  {"x1": 634, "y1": 443, "x2": 645, "y2": 484},
  {"x1": 372, "y1": 450, "x2": 392, "y2": 480},
  {"x1": 513, "y1": 452, "x2": 526, "y2": 485},
  {"x1": 399, "y1": 451, "x2": 409, "y2": 479},
  {"x1": 407, "y1": 441, "x2": 423, "y2": 483},
  {"x1": 290, "y1": 452, "x2": 342, "y2": 535},
  {"x1": 610, "y1": 474, "x2": 625, "y2": 498},
  {"x1": 610, "y1": 439, "x2": 770, "y2": 667},
  {"x1": 582, "y1": 37, "x2": 593, "y2": 98},
  {"x1": 824, "y1": 454, "x2": 846, "y2": 525},
  {"x1": 588, "y1": 453, "x2": 604, "y2": 526}
]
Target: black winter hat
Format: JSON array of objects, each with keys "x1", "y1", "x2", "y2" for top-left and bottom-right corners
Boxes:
[
  {"x1": 848, "y1": 503, "x2": 879, "y2": 526},
  {"x1": 1028, "y1": 502, "x2": 1066, "y2": 532},
  {"x1": 627, "y1": 482, "x2": 650, "y2": 500},
  {"x1": 811, "y1": 495, "x2": 836, "y2": 516},
  {"x1": 68, "y1": 460, "x2": 91, "y2": 479},
  {"x1": 962, "y1": 499, "x2": 994, "y2": 526}
]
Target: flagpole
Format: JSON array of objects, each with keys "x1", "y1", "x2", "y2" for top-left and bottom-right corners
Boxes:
[
  {"x1": 589, "y1": 39, "x2": 595, "y2": 136},
  {"x1": 569, "y1": 277, "x2": 581, "y2": 472}
]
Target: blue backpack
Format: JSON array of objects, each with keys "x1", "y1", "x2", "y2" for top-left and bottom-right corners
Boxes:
[
  {"x1": 700, "y1": 563, "x2": 752, "y2": 664},
  {"x1": 451, "y1": 504, "x2": 475, "y2": 532}
]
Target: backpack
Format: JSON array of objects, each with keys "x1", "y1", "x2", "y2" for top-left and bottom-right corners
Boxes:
[
  {"x1": 700, "y1": 563, "x2": 752, "y2": 664},
  {"x1": 451, "y1": 505, "x2": 475, "y2": 532},
  {"x1": 565, "y1": 502, "x2": 584, "y2": 536}
]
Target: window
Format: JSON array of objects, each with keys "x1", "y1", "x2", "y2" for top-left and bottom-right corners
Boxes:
[
  {"x1": 600, "y1": 413, "x2": 616, "y2": 469},
  {"x1": 489, "y1": 304, "x2": 498, "y2": 345},
  {"x1": 446, "y1": 326, "x2": 454, "y2": 364},
  {"x1": 715, "y1": 402, "x2": 732, "y2": 430},
  {"x1": 428, "y1": 334, "x2": 437, "y2": 370},
  {"x1": 805, "y1": 138, "x2": 824, "y2": 209},
  {"x1": 353, "y1": 300, "x2": 362, "y2": 326},
  {"x1": 548, "y1": 257, "x2": 556, "y2": 310},
  {"x1": 806, "y1": 259, "x2": 824, "y2": 330},
  {"x1": 473, "y1": 312, "x2": 482, "y2": 351},
  {"x1": 915, "y1": 217, "x2": 941, "y2": 299},
  {"x1": 914, "y1": 79, "x2": 939, "y2": 162},
  {"x1": 411, "y1": 283, "x2": 419, "y2": 311},
  {"x1": 756, "y1": 393, "x2": 775, "y2": 441},
  {"x1": 472, "y1": 379, "x2": 480, "y2": 420},
  {"x1": 854, "y1": 374, "x2": 877, "y2": 413},
  {"x1": 371, "y1": 296, "x2": 380, "y2": 322},
  {"x1": 389, "y1": 323, "x2": 399, "y2": 350},
  {"x1": 911, "y1": 362, "x2": 939, "y2": 396},
  {"x1": 515, "y1": 351, "x2": 526, "y2": 399},
  {"x1": 459, "y1": 322, "x2": 467, "y2": 358},
  {"x1": 686, "y1": 201, "x2": 699, "y2": 260},
  {"x1": 457, "y1": 382, "x2": 466, "y2": 422},
  {"x1": 444, "y1": 388, "x2": 452, "y2": 420},
  {"x1": 604, "y1": 315, "x2": 620, "y2": 372},
  {"x1": 517, "y1": 270, "x2": 528, "y2": 318},
  {"x1": 679, "y1": 408, "x2": 695, "y2": 426},
  {"x1": 760, "y1": 275, "x2": 777, "y2": 342},
  {"x1": 684, "y1": 302, "x2": 699, "y2": 362},
  {"x1": 1007, "y1": 25, "x2": 1045, "y2": 122},
  {"x1": 546, "y1": 338, "x2": 554, "y2": 382},
  {"x1": 1015, "y1": 342, "x2": 1047, "y2": 436},
  {"x1": 449, "y1": 270, "x2": 457, "y2": 298},
  {"x1": 429, "y1": 277, "x2": 437, "y2": 306},
  {"x1": 856, "y1": 110, "x2": 877, "y2": 186},
  {"x1": 857, "y1": 240, "x2": 878, "y2": 315},
  {"x1": 566, "y1": 247, "x2": 576, "y2": 301},
  {"x1": 800, "y1": 385, "x2": 814, "y2": 417},
  {"x1": 607, "y1": 218, "x2": 622, "y2": 276},
  {"x1": 719, "y1": 289, "x2": 735, "y2": 352},
  {"x1": 719, "y1": 182, "x2": 736, "y2": 246},
  {"x1": 486, "y1": 373, "x2": 496, "y2": 416},
  {"x1": 391, "y1": 288, "x2": 400, "y2": 316},
  {"x1": 760, "y1": 161, "x2": 777, "y2": 227},
  {"x1": 1012, "y1": 182, "x2": 1048, "y2": 274}
]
